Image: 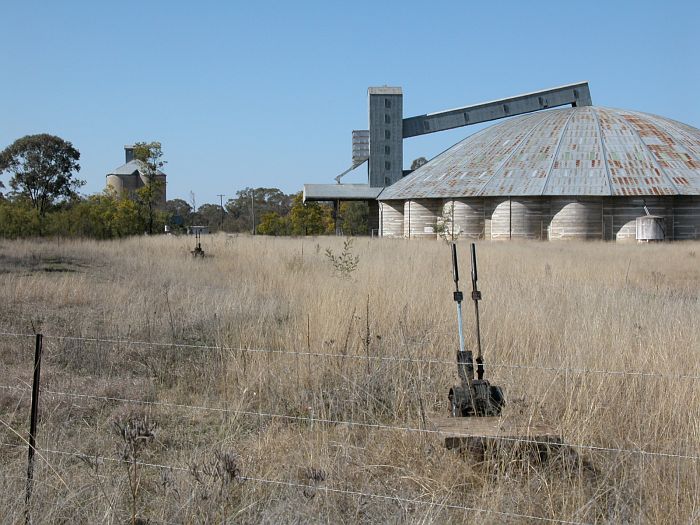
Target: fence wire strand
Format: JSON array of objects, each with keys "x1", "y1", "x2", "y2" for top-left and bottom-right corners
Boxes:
[
  {"x1": 1, "y1": 330, "x2": 697, "y2": 523},
  {"x1": 0, "y1": 442, "x2": 590, "y2": 525},
  {"x1": 1, "y1": 330, "x2": 698, "y2": 381},
  {"x1": 2, "y1": 383, "x2": 697, "y2": 462}
]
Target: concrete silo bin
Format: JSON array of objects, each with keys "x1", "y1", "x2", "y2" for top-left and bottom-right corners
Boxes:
[
  {"x1": 404, "y1": 199, "x2": 440, "y2": 238},
  {"x1": 441, "y1": 198, "x2": 485, "y2": 239},
  {"x1": 549, "y1": 198, "x2": 603, "y2": 240},
  {"x1": 380, "y1": 201, "x2": 405, "y2": 237},
  {"x1": 490, "y1": 198, "x2": 546, "y2": 240},
  {"x1": 673, "y1": 196, "x2": 700, "y2": 240}
]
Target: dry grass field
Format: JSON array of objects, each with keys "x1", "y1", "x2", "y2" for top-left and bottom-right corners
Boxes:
[{"x1": 0, "y1": 234, "x2": 698, "y2": 524}]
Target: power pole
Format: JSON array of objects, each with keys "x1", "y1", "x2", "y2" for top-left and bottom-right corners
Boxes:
[{"x1": 217, "y1": 194, "x2": 225, "y2": 231}]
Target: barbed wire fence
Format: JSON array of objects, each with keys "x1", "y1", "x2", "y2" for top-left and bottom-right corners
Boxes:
[
  {"x1": 3, "y1": 331, "x2": 698, "y2": 380},
  {"x1": 1, "y1": 330, "x2": 698, "y2": 524}
]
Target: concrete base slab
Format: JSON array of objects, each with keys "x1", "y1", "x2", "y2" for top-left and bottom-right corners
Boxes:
[{"x1": 427, "y1": 414, "x2": 564, "y2": 460}]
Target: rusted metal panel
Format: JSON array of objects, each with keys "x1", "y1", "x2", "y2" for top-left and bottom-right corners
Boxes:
[
  {"x1": 595, "y1": 109, "x2": 678, "y2": 196},
  {"x1": 383, "y1": 112, "x2": 545, "y2": 199},
  {"x1": 616, "y1": 110, "x2": 700, "y2": 195},
  {"x1": 379, "y1": 107, "x2": 700, "y2": 201},
  {"x1": 545, "y1": 107, "x2": 611, "y2": 196},
  {"x1": 480, "y1": 110, "x2": 571, "y2": 196}
]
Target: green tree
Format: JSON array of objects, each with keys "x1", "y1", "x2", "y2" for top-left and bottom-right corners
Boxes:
[
  {"x1": 133, "y1": 141, "x2": 166, "y2": 234},
  {"x1": 410, "y1": 157, "x2": 428, "y2": 170},
  {"x1": 224, "y1": 187, "x2": 293, "y2": 233},
  {"x1": 45, "y1": 191, "x2": 142, "y2": 239},
  {"x1": 163, "y1": 198, "x2": 193, "y2": 231},
  {"x1": 196, "y1": 203, "x2": 227, "y2": 231},
  {"x1": 164, "y1": 198, "x2": 192, "y2": 219},
  {"x1": 44, "y1": 195, "x2": 105, "y2": 238},
  {"x1": 0, "y1": 199, "x2": 40, "y2": 238},
  {"x1": 339, "y1": 201, "x2": 369, "y2": 235},
  {"x1": 112, "y1": 196, "x2": 142, "y2": 236},
  {"x1": 257, "y1": 211, "x2": 291, "y2": 235},
  {"x1": 82, "y1": 191, "x2": 140, "y2": 238},
  {"x1": 289, "y1": 193, "x2": 333, "y2": 235},
  {"x1": 0, "y1": 134, "x2": 83, "y2": 218}
]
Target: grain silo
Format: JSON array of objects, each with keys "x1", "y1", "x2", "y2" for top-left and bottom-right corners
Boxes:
[
  {"x1": 379, "y1": 107, "x2": 700, "y2": 241},
  {"x1": 106, "y1": 145, "x2": 167, "y2": 204},
  {"x1": 303, "y1": 83, "x2": 700, "y2": 241}
]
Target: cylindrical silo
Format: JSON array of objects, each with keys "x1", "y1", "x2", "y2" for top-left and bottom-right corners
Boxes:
[
  {"x1": 549, "y1": 198, "x2": 603, "y2": 240},
  {"x1": 138, "y1": 173, "x2": 167, "y2": 204},
  {"x1": 380, "y1": 201, "x2": 404, "y2": 237},
  {"x1": 490, "y1": 198, "x2": 546, "y2": 240},
  {"x1": 105, "y1": 175, "x2": 125, "y2": 196},
  {"x1": 106, "y1": 174, "x2": 143, "y2": 196},
  {"x1": 441, "y1": 199, "x2": 484, "y2": 239},
  {"x1": 490, "y1": 199, "x2": 511, "y2": 240},
  {"x1": 404, "y1": 199, "x2": 440, "y2": 238}
]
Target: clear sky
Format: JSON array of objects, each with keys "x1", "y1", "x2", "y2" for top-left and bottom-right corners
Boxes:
[{"x1": 1, "y1": 0, "x2": 698, "y2": 204}]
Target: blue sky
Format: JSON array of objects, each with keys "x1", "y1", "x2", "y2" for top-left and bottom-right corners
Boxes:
[{"x1": 1, "y1": 0, "x2": 698, "y2": 204}]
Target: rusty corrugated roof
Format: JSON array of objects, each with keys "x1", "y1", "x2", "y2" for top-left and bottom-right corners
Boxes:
[{"x1": 379, "y1": 106, "x2": 700, "y2": 199}]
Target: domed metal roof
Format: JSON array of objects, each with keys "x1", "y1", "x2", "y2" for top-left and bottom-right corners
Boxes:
[{"x1": 379, "y1": 106, "x2": 700, "y2": 199}]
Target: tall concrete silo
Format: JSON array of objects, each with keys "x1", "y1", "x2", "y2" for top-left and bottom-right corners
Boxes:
[{"x1": 106, "y1": 145, "x2": 167, "y2": 205}]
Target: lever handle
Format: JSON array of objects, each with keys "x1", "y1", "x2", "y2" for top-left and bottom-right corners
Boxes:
[
  {"x1": 451, "y1": 243, "x2": 459, "y2": 285},
  {"x1": 470, "y1": 243, "x2": 477, "y2": 284}
]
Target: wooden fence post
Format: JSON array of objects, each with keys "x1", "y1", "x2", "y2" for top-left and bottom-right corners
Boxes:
[{"x1": 25, "y1": 333, "x2": 43, "y2": 525}]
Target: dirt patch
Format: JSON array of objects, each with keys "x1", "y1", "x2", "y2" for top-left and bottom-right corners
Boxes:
[{"x1": 0, "y1": 253, "x2": 90, "y2": 275}]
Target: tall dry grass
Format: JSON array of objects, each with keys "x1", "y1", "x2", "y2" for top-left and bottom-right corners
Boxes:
[{"x1": 0, "y1": 234, "x2": 698, "y2": 523}]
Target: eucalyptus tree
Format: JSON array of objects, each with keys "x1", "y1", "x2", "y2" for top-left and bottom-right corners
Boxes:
[{"x1": 0, "y1": 134, "x2": 83, "y2": 217}]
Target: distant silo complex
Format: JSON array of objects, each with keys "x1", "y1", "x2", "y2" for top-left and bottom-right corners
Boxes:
[
  {"x1": 106, "y1": 145, "x2": 167, "y2": 205},
  {"x1": 303, "y1": 83, "x2": 700, "y2": 241}
]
